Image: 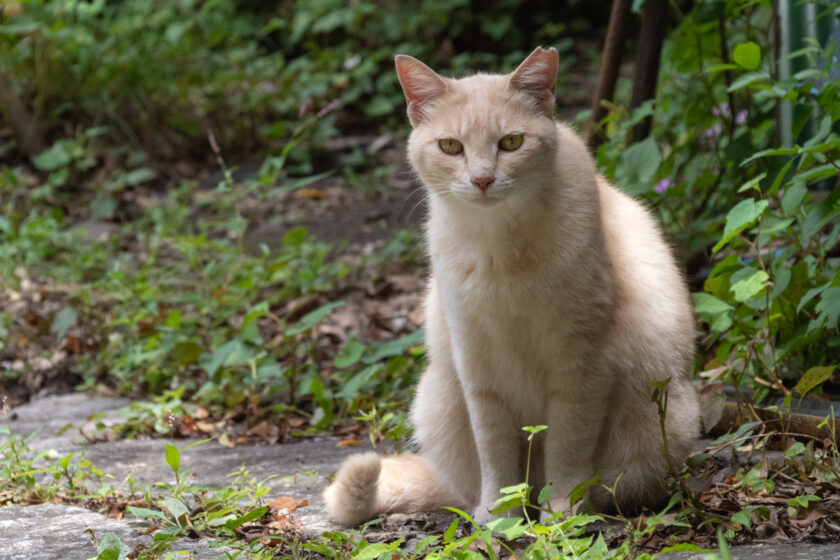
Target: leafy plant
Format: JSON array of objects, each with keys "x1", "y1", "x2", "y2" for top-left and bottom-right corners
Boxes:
[{"x1": 598, "y1": 0, "x2": 840, "y2": 403}]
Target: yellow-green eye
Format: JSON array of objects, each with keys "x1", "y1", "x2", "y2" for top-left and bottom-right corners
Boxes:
[
  {"x1": 499, "y1": 134, "x2": 523, "y2": 151},
  {"x1": 438, "y1": 138, "x2": 464, "y2": 155}
]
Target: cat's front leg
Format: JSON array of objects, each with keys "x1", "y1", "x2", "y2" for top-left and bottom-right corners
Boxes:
[
  {"x1": 462, "y1": 386, "x2": 523, "y2": 524},
  {"x1": 543, "y1": 375, "x2": 609, "y2": 517}
]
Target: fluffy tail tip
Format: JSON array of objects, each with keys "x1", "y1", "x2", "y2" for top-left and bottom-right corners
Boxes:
[{"x1": 323, "y1": 452, "x2": 382, "y2": 526}]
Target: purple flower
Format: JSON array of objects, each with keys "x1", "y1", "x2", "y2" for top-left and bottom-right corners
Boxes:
[
  {"x1": 207, "y1": 131, "x2": 220, "y2": 154},
  {"x1": 654, "y1": 178, "x2": 674, "y2": 194},
  {"x1": 699, "y1": 123, "x2": 724, "y2": 148},
  {"x1": 317, "y1": 99, "x2": 340, "y2": 117},
  {"x1": 735, "y1": 110, "x2": 748, "y2": 125},
  {"x1": 712, "y1": 101, "x2": 730, "y2": 118}
]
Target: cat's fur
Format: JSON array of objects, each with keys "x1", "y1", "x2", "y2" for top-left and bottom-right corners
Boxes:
[{"x1": 323, "y1": 47, "x2": 700, "y2": 526}]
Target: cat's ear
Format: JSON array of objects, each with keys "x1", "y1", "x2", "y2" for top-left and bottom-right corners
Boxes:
[
  {"x1": 395, "y1": 55, "x2": 447, "y2": 126},
  {"x1": 510, "y1": 47, "x2": 558, "y2": 117}
]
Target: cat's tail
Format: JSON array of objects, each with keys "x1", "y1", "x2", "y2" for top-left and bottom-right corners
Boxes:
[{"x1": 323, "y1": 452, "x2": 467, "y2": 526}]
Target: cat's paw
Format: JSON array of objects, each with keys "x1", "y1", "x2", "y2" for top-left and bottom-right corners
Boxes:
[
  {"x1": 472, "y1": 505, "x2": 500, "y2": 526},
  {"x1": 544, "y1": 497, "x2": 571, "y2": 520}
]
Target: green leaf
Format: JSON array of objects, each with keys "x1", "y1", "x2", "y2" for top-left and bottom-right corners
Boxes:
[
  {"x1": 537, "y1": 483, "x2": 553, "y2": 505},
  {"x1": 731, "y1": 509, "x2": 752, "y2": 529},
  {"x1": 95, "y1": 533, "x2": 132, "y2": 560},
  {"x1": 660, "y1": 543, "x2": 712, "y2": 554},
  {"x1": 160, "y1": 497, "x2": 189, "y2": 523},
  {"x1": 793, "y1": 366, "x2": 835, "y2": 396},
  {"x1": 713, "y1": 199, "x2": 768, "y2": 254},
  {"x1": 361, "y1": 329, "x2": 424, "y2": 363},
  {"x1": 365, "y1": 96, "x2": 397, "y2": 117},
  {"x1": 202, "y1": 339, "x2": 255, "y2": 376},
  {"x1": 522, "y1": 425, "x2": 548, "y2": 435},
  {"x1": 123, "y1": 167, "x2": 157, "y2": 186},
  {"x1": 170, "y1": 341, "x2": 202, "y2": 366},
  {"x1": 737, "y1": 172, "x2": 766, "y2": 193},
  {"x1": 127, "y1": 506, "x2": 168, "y2": 521},
  {"x1": 486, "y1": 516, "x2": 528, "y2": 540},
  {"x1": 797, "y1": 283, "x2": 829, "y2": 313},
  {"x1": 615, "y1": 137, "x2": 661, "y2": 195},
  {"x1": 32, "y1": 140, "x2": 73, "y2": 171},
  {"x1": 336, "y1": 364, "x2": 382, "y2": 400},
  {"x1": 499, "y1": 482, "x2": 530, "y2": 495},
  {"x1": 787, "y1": 494, "x2": 821, "y2": 508},
  {"x1": 815, "y1": 287, "x2": 840, "y2": 329},
  {"x1": 59, "y1": 452, "x2": 75, "y2": 470},
  {"x1": 354, "y1": 543, "x2": 391, "y2": 560},
  {"x1": 730, "y1": 268, "x2": 769, "y2": 302},
  {"x1": 568, "y1": 473, "x2": 601, "y2": 507},
  {"x1": 239, "y1": 301, "x2": 268, "y2": 343},
  {"x1": 165, "y1": 443, "x2": 180, "y2": 474},
  {"x1": 283, "y1": 225, "x2": 308, "y2": 247},
  {"x1": 717, "y1": 529, "x2": 734, "y2": 560},
  {"x1": 334, "y1": 339, "x2": 365, "y2": 368},
  {"x1": 727, "y1": 71, "x2": 768, "y2": 92},
  {"x1": 693, "y1": 292, "x2": 734, "y2": 333},
  {"x1": 276, "y1": 170, "x2": 335, "y2": 193},
  {"x1": 741, "y1": 146, "x2": 800, "y2": 165},
  {"x1": 710, "y1": 421, "x2": 761, "y2": 446},
  {"x1": 413, "y1": 535, "x2": 439, "y2": 555},
  {"x1": 693, "y1": 293, "x2": 733, "y2": 314},
  {"x1": 285, "y1": 301, "x2": 345, "y2": 336},
  {"x1": 785, "y1": 442, "x2": 806, "y2": 458},
  {"x1": 442, "y1": 517, "x2": 459, "y2": 543},
  {"x1": 799, "y1": 189, "x2": 840, "y2": 241},
  {"x1": 582, "y1": 533, "x2": 610, "y2": 559},
  {"x1": 733, "y1": 42, "x2": 761, "y2": 70},
  {"x1": 225, "y1": 505, "x2": 269, "y2": 530},
  {"x1": 768, "y1": 159, "x2": 794, "y2": 195},
  {"x1": 51, "y1": 307, "x2": 78, "y2": 341}
]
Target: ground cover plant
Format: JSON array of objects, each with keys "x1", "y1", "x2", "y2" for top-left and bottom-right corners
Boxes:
[{"x1": 1, "y1": 0, "x2": 839, "y2": 557}]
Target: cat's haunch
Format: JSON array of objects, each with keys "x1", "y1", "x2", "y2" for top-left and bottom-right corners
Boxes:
[{"x1": 323, "y1": 46, "x2": 700, "y2": 525}]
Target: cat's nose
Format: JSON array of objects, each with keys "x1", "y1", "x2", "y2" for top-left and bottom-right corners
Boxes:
[{"x1": 470, "y1": 175, "x2": 495, "y2": 192}]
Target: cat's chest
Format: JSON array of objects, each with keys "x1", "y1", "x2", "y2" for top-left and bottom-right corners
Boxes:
[
  {"x1": 434, "y1": 248, "x2": 564, "y2": 316},
  {"x1": 434, "y1": 256, "x2": 583, "y2": 365}
]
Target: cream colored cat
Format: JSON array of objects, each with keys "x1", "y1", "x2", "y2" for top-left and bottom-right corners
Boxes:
[{"x1": 323, "y1": 47, "x2": 700, "y2": 526}]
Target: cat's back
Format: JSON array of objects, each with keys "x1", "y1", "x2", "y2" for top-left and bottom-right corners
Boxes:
[{"x1": 596, "y1": 171, "x2": 694, "y2": 369}]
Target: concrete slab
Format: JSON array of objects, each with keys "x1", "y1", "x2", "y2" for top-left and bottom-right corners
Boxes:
[
  {"x1": 2, "y1": 393, "x2": 839, "y2": 559},
  {"x1": 0, "y1": 503, "x2": 235, "y2": 560}
]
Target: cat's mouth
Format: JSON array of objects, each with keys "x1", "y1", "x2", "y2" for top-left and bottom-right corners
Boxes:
[{"x1": 476, "y1": 196, "x2": 502, "y2": 206}]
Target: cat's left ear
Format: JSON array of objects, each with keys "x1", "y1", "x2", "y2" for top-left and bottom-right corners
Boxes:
[
  {"x1": 510, "y1": 47, "x2": 559, "y2": 117},
  {"x1": 395, "y1": 55, "x2": 448, "y2": 126}
]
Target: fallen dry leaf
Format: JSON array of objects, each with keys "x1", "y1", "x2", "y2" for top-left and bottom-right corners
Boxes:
[
  {"x1": 295, "y1": 188, "x2": 328, "y2": 200},
  {"x1": 268, "y1": 496, "x2": 308, "y2": 516},
  {"x1": 196, "y1": 420, "x2": 217, "y2": 433},
  {"x1": 790, "y1": 508, "x2": 832, "y2": 527},
  {"x1": 337, "y1": 438, "x2": 362, "y2": 447},
  {"x1": 218, "y1": 432, "x2": 234, "y2": 448},
  {"x1": 246, "y1": 420, "x2": 281, "y2": 440}
]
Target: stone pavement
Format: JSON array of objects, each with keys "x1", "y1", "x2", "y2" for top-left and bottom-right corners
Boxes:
[{"x1": 1, "y1": 393, "x2": 838, "y2": 559}]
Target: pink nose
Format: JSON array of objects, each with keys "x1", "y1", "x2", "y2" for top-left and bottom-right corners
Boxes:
[{"x1": 471, "y1": 175, "x2": 495, "y2": 192}]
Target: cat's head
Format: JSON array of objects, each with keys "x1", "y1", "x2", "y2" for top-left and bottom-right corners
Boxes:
[{"x1": 395, "y1": 47, "x2": 560, "y2": 209}]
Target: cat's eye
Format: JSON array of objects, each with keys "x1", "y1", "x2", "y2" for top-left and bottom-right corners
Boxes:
[
  {"x1": 438, "y1": 138, "x2": 464, "y2": 155},
  {"x1": 499, "y1": 134, "x2": 524, "y2": 152}
]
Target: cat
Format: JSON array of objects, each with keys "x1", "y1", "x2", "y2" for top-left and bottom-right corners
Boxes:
[{"x1": 323, "y1": 47, "x2": 700, "y2": 526}]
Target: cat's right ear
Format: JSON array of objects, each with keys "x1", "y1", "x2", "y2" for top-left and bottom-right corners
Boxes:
[{"x1": 395, "y1": 55, "x2": 447, "y2": 126}]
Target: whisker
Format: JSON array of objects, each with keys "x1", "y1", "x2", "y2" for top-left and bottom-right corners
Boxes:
[
  {"x1": 406, "y1": 196, "x2": 429, "y2": 223},
  {"x1": 400, "y1": 186, "x2": 428, "y2": 216}
]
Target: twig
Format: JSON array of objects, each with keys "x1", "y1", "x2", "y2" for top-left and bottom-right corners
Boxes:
[{"x1": 586, "y1": 0, "x2": 633, "y2": 150}]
